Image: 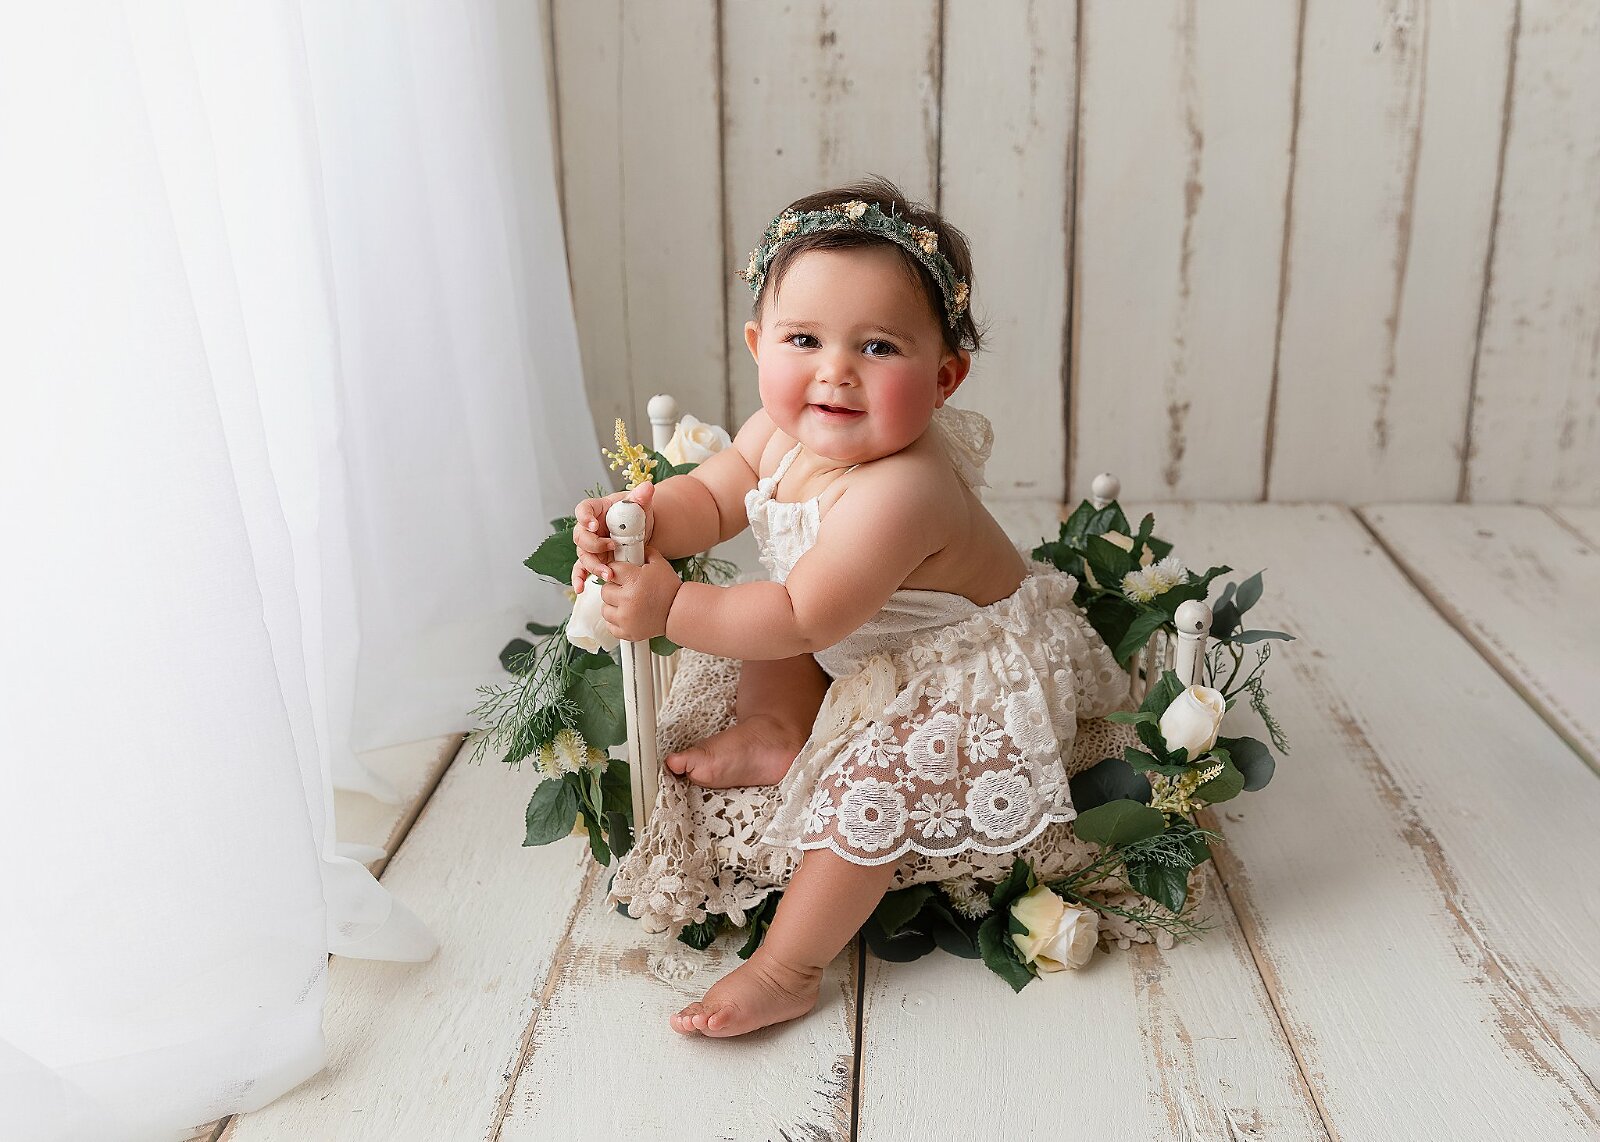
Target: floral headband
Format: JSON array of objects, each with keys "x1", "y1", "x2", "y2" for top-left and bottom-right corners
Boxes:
[{"x1": 736, "y1": 199, "x2": 972, "y2": 328}]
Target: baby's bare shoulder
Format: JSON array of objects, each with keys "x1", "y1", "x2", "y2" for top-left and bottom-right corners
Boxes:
[{"x1": 839, "y1": 440, "x2": 966, "y2": 523}]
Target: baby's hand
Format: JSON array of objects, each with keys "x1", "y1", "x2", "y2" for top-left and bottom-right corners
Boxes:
[
  {"x1": 599, "y1": 546, "x2": 681, "y2": 642},
  {"x1": 571, "y1": 483, "x2": 656, "y2": 595}
]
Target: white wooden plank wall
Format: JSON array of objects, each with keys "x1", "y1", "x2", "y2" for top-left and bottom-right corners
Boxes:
[{"x1": 549, "y1": 1, "x2": 1599, "y2": 507}]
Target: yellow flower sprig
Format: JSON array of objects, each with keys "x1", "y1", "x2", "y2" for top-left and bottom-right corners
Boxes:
[{"x1": 601, "y1": 418, "x2": 656, "y2": 489}]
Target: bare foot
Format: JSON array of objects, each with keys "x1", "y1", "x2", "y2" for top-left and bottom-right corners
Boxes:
[
  {"x1": 669, "y1": 950, "x2": 823, "y2": 1038},
  {"x1": 662, "y1": 714, "x2": 806, "y2": 789}
]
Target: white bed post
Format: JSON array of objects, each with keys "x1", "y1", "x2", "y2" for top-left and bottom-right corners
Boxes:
[
  {"x1": 605, "y1": 500, "x2": 660, "y2": 833},
  {"x1": 1087, "y1": 471, "x2": 1212, "y2": 697},
  {"x1": 646, "y1": 395, "x2": 680, "y2": 710}
]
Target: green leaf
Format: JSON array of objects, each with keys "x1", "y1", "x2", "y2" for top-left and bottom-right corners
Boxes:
[
  {"x1": 526, "y1": 620, "x2": 560, "y2": 636},
  {"x1": 923, "y1": 897, "x2": 982, "y2": 959},
  {"x1": 1195, "y1": 754, "x2": 1246, "y2": 804},
  {"x1": 649, "y1": 635, "x2": 678, "y2": 656},
  {"x1": 1105, "y1": 709, "x2": 1156, "y2": 726},
  {"x1": 737, "y1": 893, "x2": 782, "y2": 959},
  {"x1": 989, "y1": 858, "x2": 1035, "y2": 912},
  {"x1": 525, "y1": 530, "x2": 578, "y2": 584},
  {"x1": 977, "y1": 912, "x2": 1036, "y2": 993},
  {"x1": 1217, "y1": 735, "x2": 1275, "y2": 791},
  {"x1": 1072, "y1": 799, "x2": 1168, "y2": 846},
  {"x1": 1140, "y1": 669, "x2": 1187, "y2": 718},
  {"x1": 524, "y1": 778, "x2": 579, "y2": 846},
  {"x1": 499, "y1": 638, "x2": 535, "y2": 674},
  {"x1": 568, "y1": 659, "x2": 627, "y2": 749},
  {"x1": 1123, "y1": 745, "x2": 1192, "y2": 778},
  {"x1": 604, "y1": 809, "x2": 634, "y2": 859},
  {"x1": 1185, "y1": 831, "x2": 1213, "y2": 867},
  {"x1": 676, "y1": 916, "x2": 721, "y2": 950},
  {"x1": 1231, "y1": 629, "x2": 1296, "y2": 645},
  {"x1": 1086, "y1": 532, "x2": 1139, "y2": 583},
  {"x1": 1113, "y1": 609, "x2": 1171, "y2": 668},
  {"x1": 600, "y1": 759, "x2": 633, "y2": 817},
  {"x1": 861, "y1": 915, "x2": 938, "y2": 962},
  {"x1": 1233, "y1": 569, "x2": 1264, "y2": 614},
  {"x1": 581, "y1": 805, "x2": 611, "y2": 865},
  {"x1": 1069, "y1": 755, "x2": 1154, "y2": 812},
  {"x1": 873, "y1": 885, "x2": 934, "y2": 937},
  {"x1": 1126, "y1": 856, "x2": 1190, "y2": 913},
  {"x1": 1135, "y1": 719, "x2": 1186, "y2": 766}
]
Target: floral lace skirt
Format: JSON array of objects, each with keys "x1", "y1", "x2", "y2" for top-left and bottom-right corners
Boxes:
[{"x1": 606, "y1": 578, "x2": 1209, "y2": 950}]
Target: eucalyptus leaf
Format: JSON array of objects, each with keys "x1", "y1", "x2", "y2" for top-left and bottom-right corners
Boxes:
[
  {"x1": 650, "y1": 635, "x2": 678, "y2": 656},
  {"x1": 524, "y1": 778, "x2": 579, "y2": 846},
  {"x1": 1234, "y1": 569, "x2": 1264, "y2": 614},
  {"x1": 1231, "y1": 629, "x2": 1296, "y2": 645},
  {"x1": 1217, "y1": 735, "x2": 1275, "y2": 791},
  {"x1": 1194, "y1": 754, "x2": 1246, "y2": 804},
  {"x1": 499, "y1": 638, "x2": 535, "y2": 674},
  {"x1": 526, "y1": 620, "x2": 561, "y2": 636},
  {"x1": 1069, "y1": 755, "x2": 1154, "y2": 812},
  {"x1": 1072, "y1": 799, "x2": 1168, "y2": 846}
]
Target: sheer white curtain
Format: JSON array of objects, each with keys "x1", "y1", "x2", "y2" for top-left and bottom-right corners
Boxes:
[{"x1": 0, "y1": 3, "x2": 599, "y2": 1139}]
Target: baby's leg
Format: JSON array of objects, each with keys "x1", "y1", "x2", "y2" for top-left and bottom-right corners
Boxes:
[
  {"x1": 671, "y1": 848, "x2": 900, "y2": 1038},
  {"x1": 663, "y1": 653, "x2": 828, "y2": 788}
]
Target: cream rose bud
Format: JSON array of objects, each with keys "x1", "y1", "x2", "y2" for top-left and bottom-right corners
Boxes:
[
  {"x1": 1159, "y1": 684, "x2": 1227, "y2": 760},
  {"x1": 661, "y1": 415, "x2": 732, "y2": 466},
  {"x1": 565, "y1": 575, "x2": 618, "y2": 653},
  {"x1": 1009, "y1": 885, "x2": 1099, "y2": 971}
]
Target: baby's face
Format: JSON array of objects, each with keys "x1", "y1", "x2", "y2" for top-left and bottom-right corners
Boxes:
[{"x1": 744, "y1": 245, "x2": 969, "y2": 466}]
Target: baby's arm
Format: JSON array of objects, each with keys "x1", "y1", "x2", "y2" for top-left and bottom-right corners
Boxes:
[
  {"x1": 664, "y1": 457, "x2": 951, "y2": 660},
  {"x1": 572, "y1": 410, "x2": 778, "y2": 587}
]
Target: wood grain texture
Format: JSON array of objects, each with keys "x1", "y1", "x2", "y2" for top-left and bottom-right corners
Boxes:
[
  {"x1": 334, "y1": 734, "x2": 461, "y2": 878},
  {"x1": 855, "y1": 862, "x2": 1327, "y2": 1141},
  {"x1": 721, "y1": 0, "x2": 942, "y2": 427},
  {"x1": 1359, "y1": 504, "x2": 1600, "y2": 774},
  {"x1": 1271, "y1": 0, "x2": 1516, "y2": 501},
  {"x1": 1469, "y1": 0, "x2": 1600, "y2": 506},
  {"x1": 498, "y1": 867, "x2": 857, "y2": 1140},
  {"x1": 555, "y1": 0, "x2": 726, "y2": 451},
  {"x1": 939, "y1": 0, "x2": 1076, "y2": 500},
  {"x1": 1074, "y1": 0, "x2": 1298, "y2": 502},
  {"x1": 1148, "y1": 502, "x2": 1600, "y2": 1134},
  {"x1": 1551, "y1": 506, "x2": 1600, "y2": 549},
  {"x1": 221, "y1": 737, "x2": 593, "y2": 1141}
]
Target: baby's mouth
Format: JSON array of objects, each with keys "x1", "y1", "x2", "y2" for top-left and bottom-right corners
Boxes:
[{"x1": 811, "y1": 403, "x2": 864, "y2": 418}]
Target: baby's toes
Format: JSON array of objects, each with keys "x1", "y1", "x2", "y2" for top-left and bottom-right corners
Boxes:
[{"x1": 672, "y1": 1002, "x2": 705, "y2": 1036}]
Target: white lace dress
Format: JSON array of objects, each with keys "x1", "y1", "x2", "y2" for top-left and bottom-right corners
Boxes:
[{"x1": 606, "y1": 408, "x2": 1205, "y2": 950}]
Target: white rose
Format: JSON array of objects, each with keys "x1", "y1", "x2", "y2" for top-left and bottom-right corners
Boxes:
[
  {"x1": 661, "y1": 414, "x2": 732, "y2": 466},
  {"x1": 1083, "y1": 530, "x2": 1153, "y2": 589},
  {"x1": 1009, "y1": 885, "x2": 1099, "y2": 971},
  {"x1": 1158, "y1": 684, "x2": 1226, "y2": 760},
  {"x1": 565, "y1": 575, "x2": 618, "y2": 653}
]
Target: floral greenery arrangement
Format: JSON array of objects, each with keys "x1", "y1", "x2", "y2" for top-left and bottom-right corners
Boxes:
[
  {"x1": 671, "y1": 499, "x2": 1295, "y2": 991},
  {"x1": 467, "y1": 416, "x2": 736, "y2": 866},
  {"x1": 475, "y1": 416, "x2": 1296, "y2": 992}
]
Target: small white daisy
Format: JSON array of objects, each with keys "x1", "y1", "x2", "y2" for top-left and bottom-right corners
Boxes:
[{"x1": 1121, "y1": 554, "x2": 1190, "y2": 603}]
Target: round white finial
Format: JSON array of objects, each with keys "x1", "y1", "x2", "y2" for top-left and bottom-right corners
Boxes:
[
  {"x1": 1091, "y1": 472, "x2": 1121, "y2": 503},
  {"x1": 647, "y1": 394, "x2": 679, "y2": 422},
  {"x1": 1174, "y1": 600, "x2": 1212, "y2": 636},
  {"x1": 606, "y1": 501, "x2": 647, "y2": 539}
]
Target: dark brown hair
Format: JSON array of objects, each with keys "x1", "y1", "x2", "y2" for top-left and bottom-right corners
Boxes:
[{"x1": 750, "y1": 173, "x2": 986, "y2": 357}]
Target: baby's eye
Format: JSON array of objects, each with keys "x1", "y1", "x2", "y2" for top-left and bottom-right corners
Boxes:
[
  {"x1": 784, "y1": 332, "x2": 820, "y2": 349},
  {"x1": 863, "y1": 339, "x2": 898, "y2": 357}
]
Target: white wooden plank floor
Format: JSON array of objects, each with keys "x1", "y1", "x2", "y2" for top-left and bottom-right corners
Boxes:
[{"x1": 206, "y1": 502, "x2": 1599, "y2": 1142}]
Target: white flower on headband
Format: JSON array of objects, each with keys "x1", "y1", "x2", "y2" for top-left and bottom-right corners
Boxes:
[
  {"x1": 953, "y1": 280, "x2": 970, "y2": 311},
  {"x1": 915, "y1": 227, "x2": 939, "y2": 256},
  {"x1": 841, "y1": 200, "x2": 868, "y2": 220},
  {"x1": 777, "y1": 213, "x2": 800, "y2": 238}
]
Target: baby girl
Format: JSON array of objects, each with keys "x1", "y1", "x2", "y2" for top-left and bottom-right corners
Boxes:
[{"x1": 570, "y1": 176, "x2": 1128, "y2": 1038}]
